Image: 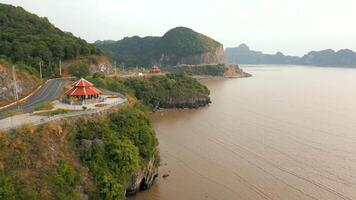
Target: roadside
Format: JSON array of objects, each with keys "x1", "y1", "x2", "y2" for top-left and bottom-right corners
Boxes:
[
  {"x1": 0, "y1": 78, "x2": 70, "y2": 119},
  {"x1": 0, "y1": 96, "x2": 127, "y2": 131}
]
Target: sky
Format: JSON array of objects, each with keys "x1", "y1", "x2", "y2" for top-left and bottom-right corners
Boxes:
[{"x1": 1, "y1": 0, "x2": 356, "y2": 56}]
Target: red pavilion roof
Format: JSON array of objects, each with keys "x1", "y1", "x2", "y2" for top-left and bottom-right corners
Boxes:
[
  {"x1": 65, "y1": 78, "x2": 101, "y2": 96},
  {"x1": 65, "y1": 87, "x2": 101, "y2": 96},
  {"x1": 151, "y1": 65, "x2": 160, "y2": 73},
  {"x1": 71, "y1": 78, "x2": 94, "y2": 87}
]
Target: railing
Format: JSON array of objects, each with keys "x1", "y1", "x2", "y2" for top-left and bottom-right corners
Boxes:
[{"x1": 3, "y1": 97, "x2": 127, "y2": 132}]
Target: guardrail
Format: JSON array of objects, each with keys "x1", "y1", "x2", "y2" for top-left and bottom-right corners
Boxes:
[{"x1": 3, "y1": 97, "x2": 127, "y2": 132}]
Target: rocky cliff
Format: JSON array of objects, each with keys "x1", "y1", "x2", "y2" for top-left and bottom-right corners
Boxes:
[
  {"x1": 126, "y1": 155, "x2": 159, "y2": 195},
  {"x1": 158, "y1": 45, "x2": 227, "y2": 67},
  {"x1": 0, "y1": 63, "x2": 40, "y2": 107}
]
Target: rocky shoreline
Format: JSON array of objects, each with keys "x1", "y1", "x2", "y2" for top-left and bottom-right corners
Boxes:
[
  {"x1": 126, "y1": 155, "x2": 159, "y2": 196},
  {"x1": 152, "y1": 97, "x2": 211, "y2": 112}
]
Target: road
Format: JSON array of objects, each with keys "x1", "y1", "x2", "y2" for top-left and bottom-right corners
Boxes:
[{"x1": 0, "y1": 78, "x2": 67, "y2": 119}]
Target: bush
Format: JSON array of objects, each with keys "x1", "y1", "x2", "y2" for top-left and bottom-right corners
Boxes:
[
  {"x1": 54, "y1": 158, "x2": 81, "y2": 200},
  {"x1": 0, "y1": 173, "x2": 16, "y2": 200},
  {"x1": 90, "y1": 73, "x2": 210, "y2": 109},
  {"x1": 68, "y1": 62, "x2": 90, "y2": 78},
  {"x1": 77, "y1": 104, "x2": 157, "y2": 199}
]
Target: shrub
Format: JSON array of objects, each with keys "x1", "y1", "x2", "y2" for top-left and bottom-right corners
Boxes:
[
  {"x1": 68, "y1": 62, "x2": 90, "y2": 78},
  {"x1": 0, "y1": 173, "x2": 16, "y2": 200}
]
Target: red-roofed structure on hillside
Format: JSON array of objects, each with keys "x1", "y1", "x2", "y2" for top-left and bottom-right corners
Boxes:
[
  {"x1": 150, "y1": 65, "x2": 161, "y2": 73},
  {"x1": 65, "y1": 78, "x2": 101, "y2": 100}
]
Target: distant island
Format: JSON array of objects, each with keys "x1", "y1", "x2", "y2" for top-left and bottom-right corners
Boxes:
[{"x1": 226, "y1": 44, "x2": 356, "y2": 67}]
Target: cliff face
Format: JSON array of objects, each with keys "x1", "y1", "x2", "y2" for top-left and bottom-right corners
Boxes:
[
  {"x1": 126, "y1": 155, "x2": 159, "y2": 195},
  {"x1": 0, "y1": 64, "x2": 39, "y2": 107},
  {"x1": 158, "y1": 45, "x2": 227, "y2": 67}
]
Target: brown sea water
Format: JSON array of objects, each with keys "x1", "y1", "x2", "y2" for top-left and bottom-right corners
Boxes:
[{"x1": 129, "y1": 65, "x2": 356, "y2": 200}]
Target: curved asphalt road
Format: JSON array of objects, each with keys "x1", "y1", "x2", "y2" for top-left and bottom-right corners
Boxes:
[{"x1": 0, "y1": 78, "x2": 67, "y2": 119}]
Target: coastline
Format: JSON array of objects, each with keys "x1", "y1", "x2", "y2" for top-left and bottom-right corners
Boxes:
[{"x1": 194, "y1": 71, "x2": 252, "y2": 80}]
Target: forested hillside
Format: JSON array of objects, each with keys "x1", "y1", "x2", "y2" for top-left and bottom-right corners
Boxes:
[
  {"x1": 95, "y1": 27, "x2": 226, "y2": 68},
  {"x1": 0, "y1": 3, "x2": 101, "y2": 77}
]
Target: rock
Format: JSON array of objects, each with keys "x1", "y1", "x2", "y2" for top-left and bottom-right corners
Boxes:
[
  {"x1": 125, "y1": 154, "x2": 159, "y2": 196},
  {"x1": 162, "y1": 174, "x2": 169, "y2": 178}
]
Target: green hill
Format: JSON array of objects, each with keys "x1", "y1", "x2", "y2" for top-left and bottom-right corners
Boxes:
[
  {"x1": 95, "y1": 36, "x2": 160, "y2": 68},
  {"x1": 95, "y1": 27, "x2": 226, "y2": 68},
  {"x1": 0, "y1": 3, "x2": 101, "y2": 77},
  {"x1": 159, "y1": 27, "x2": 221, "y2": 57}
]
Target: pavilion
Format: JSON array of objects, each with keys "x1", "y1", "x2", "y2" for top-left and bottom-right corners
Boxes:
[
  {"x1": 150, "y1": 65, "x2": 161, "y2": 73},
  {"x1": 64, "y1": 78, "x2": 102, "y2": 101}
]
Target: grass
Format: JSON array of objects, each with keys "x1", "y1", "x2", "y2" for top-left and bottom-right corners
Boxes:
[
  {"x1": 34, "y1": 102, "x2": 54, "y2": 111},
  {"x1": 1, "y1": 109, "x2": 24, "y2": 117},
  {"x1": 34, "y1": 109, "x2": 72, "y2": 116},
  {"x1": 95, "y1": 103, "x2": 107, "y2": 107}
]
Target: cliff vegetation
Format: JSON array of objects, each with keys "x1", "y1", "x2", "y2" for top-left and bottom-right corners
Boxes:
[
  {"x1": 89, "y1": 73, "x2": 211, "y2": 110},
  {"x1": 0, "y1": 103, "x2": 158, "y2": 200}
]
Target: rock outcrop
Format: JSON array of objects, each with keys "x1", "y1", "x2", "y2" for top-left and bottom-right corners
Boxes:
[
  {"x1": 126, "y1": 155, "x2": 159, "y2": 196},
  {"x1": 158, "y1": 45, "x2": 227, "y2": 67},
  {"x1": 0, "y1": 64, "x2": 39, "y2": 107}
]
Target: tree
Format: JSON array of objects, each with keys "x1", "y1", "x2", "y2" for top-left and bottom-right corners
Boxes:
[{"x1": 67, "y1": 63, "x2": 90, "y2": 78}]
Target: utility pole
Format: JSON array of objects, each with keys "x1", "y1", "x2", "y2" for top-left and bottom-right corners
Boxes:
[
  {"x1": 12, "y1": 65, "x2": 19, "y2": 109},
  {"x1": 39, "y1": 61, "x2": 43, "y2": 80},
  {"x1": 59, "y1": 59, "x2": 62, "y2": 76},
  {"x1": 114, "y1": 61, "x2": 117, "y2": 76}
]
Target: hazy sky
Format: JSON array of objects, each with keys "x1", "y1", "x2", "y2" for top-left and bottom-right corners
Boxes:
[{"x1": 1, "y1": 0, "x2": 356, "y2": 56}]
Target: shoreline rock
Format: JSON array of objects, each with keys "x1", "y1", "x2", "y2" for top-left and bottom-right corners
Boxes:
[
  {"x1": 126, "y1": 155, "x2": 159, "y2": 196},
  {"x1": 152, "y1": 97, "x2": 211, "y2": 112}
]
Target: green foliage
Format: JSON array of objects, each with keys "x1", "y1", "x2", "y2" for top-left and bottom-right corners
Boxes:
[
  {"x1": 0, "y1": 4, "x2": 101, "y2": 77},
  {"x1": 68, "y1": 62, "x2": 90, "y2": 78},
  {"x1": 90, "y1": 73, "x2": 210, "y2": 109},
  {"x1": 95, "y1": 36, "x2": 160, "y2": 68},
  {"x1": 0, "y1": 101, "x2": 161, "y2": 199},
  {"x1": 0, "y1": 173, "x2": 39, "y2": 200},
  {"x1": 94, "y1": 27, "x2": 221, "y2": 68},
  {"x1": 167, "y1": 64, "x2": 227, "y2": 76},
  {"x1": 16, "y1": 63, "x2": 39, "y2": 77},
  {"x1": 0, "y1": 173, "x2": 16, "y2": 200},
  {"x1": 124, "y1": 73, "x2": 210, "y2": 108},
  {"x1": 88, "y1": 76, "x2": 129, "y2": 94},
  {"x1": 54, "y1": 158, "x2": 81, "y2": 200},
  {"x1": 77, "y1": 104, "x2": 157, "y2": 199},
  {"x1": 159, "y1": 27, "x2": 221, "y2": 57}
]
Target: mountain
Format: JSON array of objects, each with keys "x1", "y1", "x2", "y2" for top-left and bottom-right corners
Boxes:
[
  {"x1": 226, "y1": 44, "x2": 356, "y2": 67},
  {"x1": 0, "y1": 3, "x2": 102, "y2": 77},
  {"x1": 226, "y1": 44, "x2": 300, "y2": 65},
  {"x1": 94, "y1": 27, "x2": 227, "y2": 68},
  {"x1": 302, "y1": 49, "x2": 356, "y2": 66}
]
